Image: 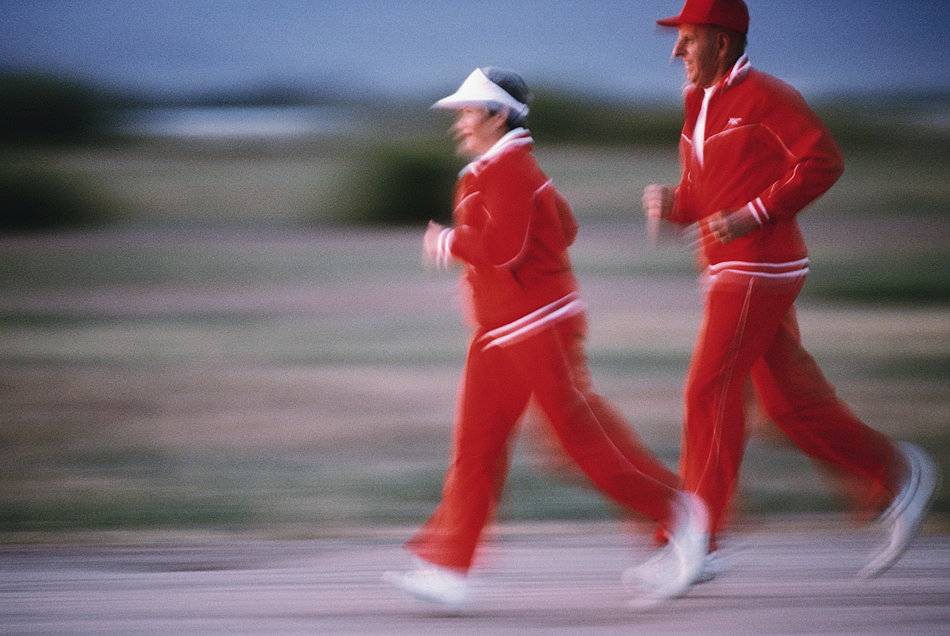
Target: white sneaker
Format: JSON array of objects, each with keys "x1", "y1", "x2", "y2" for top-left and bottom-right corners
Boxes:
[
  {"x1": 859, "y1": 442, "x2": 938, "y2": 579},
  {"x1": 625, "y1": 543, "x2": 735, "y2": 591},
  {"x1": 383, "y1": 561, "x2": 470, "y2": 611},
  {"x1": 626, "y1": 492, "x2": 709, "y2": 609},
  {"x1": 622, "y1": 545, "x2": 669, "y2": 592},
  {"x1": 695, "y1": 550, "x2": 724, "y2": 584}
]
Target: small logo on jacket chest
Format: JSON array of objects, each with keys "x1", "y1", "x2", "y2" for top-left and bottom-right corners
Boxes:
[{"x1": 726, "y1": 117, "x2": 743, "y2": 128}]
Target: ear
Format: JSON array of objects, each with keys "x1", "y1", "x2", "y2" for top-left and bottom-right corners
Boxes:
[
  {"x1": 715, "y1": 31, "x2": 731, "y2": 57},
  {"x1": 489, "y1": 106, "x2": 510, "y2": 129}
]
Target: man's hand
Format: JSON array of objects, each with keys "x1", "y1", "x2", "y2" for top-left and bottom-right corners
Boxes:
[
  {"x1": 642, "y1": 184, "x2": 674, "y2": 244},
  {"x1": 642, "y1": 184, "x2": 674, "y2": 220},
  {"x1": 706, "y1": 207, "x2": 760, "y2": 244}
]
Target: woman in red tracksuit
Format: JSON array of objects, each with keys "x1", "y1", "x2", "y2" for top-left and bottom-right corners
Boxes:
[
  {"x1": 384, "y1": 67, "x2": 708, "y2": 610},
  {"x1": 645, "y1": 0, "x2": 935, "y2": 581}
]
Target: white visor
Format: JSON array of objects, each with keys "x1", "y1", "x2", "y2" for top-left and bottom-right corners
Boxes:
[{"x1": 431, "y1": 68, "x2": 529, "y2": 119}]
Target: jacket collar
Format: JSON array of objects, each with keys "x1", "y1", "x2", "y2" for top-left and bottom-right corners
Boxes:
[
  {"x1": 479, "y1": 127, "x2": 533, "y2": 162},
  {"x1": 461, "y1": 127, "x2": 533, "y2": 175},
  {"x1": 721, "y1": 54, "x2": 751, "y2": 90},
  {"x1": 684, "y1": 55, "x2": 751, "y2": 98}
]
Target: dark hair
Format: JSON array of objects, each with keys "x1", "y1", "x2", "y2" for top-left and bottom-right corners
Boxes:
[{"x1": 481, "y1": 66, "x2": 532, "y2": 129}]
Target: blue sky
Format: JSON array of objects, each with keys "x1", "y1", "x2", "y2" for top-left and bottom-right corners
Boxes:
[{"x1": 1, "y1": 0, "x2": 948, "y2": 102}]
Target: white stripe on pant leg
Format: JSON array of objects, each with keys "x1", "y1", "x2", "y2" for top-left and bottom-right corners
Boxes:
[{"x1": 695, "y1": 276, "x2": 756, "y2": 498}]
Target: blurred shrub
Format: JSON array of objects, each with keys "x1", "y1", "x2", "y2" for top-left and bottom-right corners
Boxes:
[
  {"x1": 0, "y1": 71, "x2": 113, "y2": 145},
  {"x1": 804, "y1": 252, "x2": 950, "y2": 305},
  {"x1": 338, "y1": 144, "x2": 460, "y2": 226},
  {"x1": 530, "y1": 90, "x2": 683, "y2": 146},
  {"x1": 0, "y1": 164, "x2": 115, "y2": 231},
  {"x1": 815, "y1": 92, "x2": 950, "y2": 158}
]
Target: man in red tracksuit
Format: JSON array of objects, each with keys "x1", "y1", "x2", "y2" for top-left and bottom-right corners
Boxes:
[
  {"x1": 384, "y1": 66, "x2": 708, "y2": 611},
  {"x1": 643, "y1": 0, "x2": 937, "y2": 580}
]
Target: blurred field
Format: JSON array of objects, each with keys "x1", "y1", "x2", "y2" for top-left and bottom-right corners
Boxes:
[{"x1": 0, "y1": 125, "x2": 948, "y2": 541}]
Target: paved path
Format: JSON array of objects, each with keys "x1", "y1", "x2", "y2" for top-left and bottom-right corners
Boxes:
[{"x1": 1, "y1": 517, "x2": 948, "y2": 635}]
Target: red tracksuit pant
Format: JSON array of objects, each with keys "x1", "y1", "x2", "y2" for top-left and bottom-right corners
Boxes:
[
  {"x1": 408, "y1": 313, "x2": 680, "y2": 573},
  {"x1": 682, "y1": 270, "x2": 904, "y2": 541}
]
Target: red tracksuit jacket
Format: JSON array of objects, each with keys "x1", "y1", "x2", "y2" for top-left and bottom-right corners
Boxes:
[
  {"x1": 671, "y1": 56, "x2": 845, "y2": 269},
  {"x1": 437, "y1": 129, "x2": 582, "y2": 337}
]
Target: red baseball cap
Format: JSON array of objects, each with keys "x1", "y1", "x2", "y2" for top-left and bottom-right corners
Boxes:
[{"x1": 656, "y1": 0, "x2": 750, "y2": 34}]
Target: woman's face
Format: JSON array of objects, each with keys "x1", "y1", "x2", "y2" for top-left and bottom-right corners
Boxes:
[{"x1": 451, "y1": 105, "x2": 507, "y2": 157}]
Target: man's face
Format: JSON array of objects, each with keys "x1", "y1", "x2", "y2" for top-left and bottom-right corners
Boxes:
[
  {"x1": 451, "y1": 105, "x2": 506, "y2": 157},
  {"x1": 672, "y1": 23, "x2": 722, "y2": 88}
]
